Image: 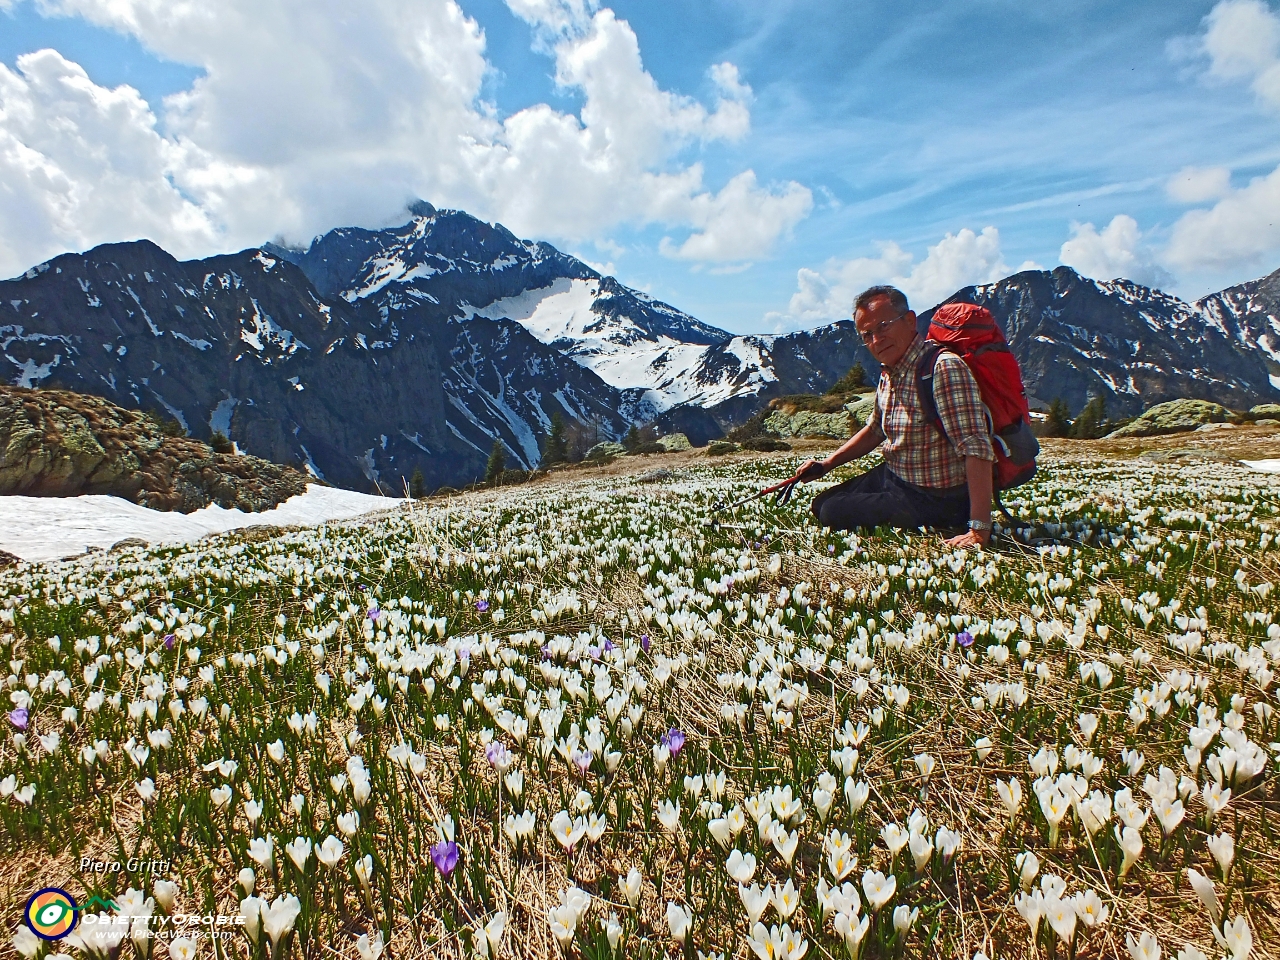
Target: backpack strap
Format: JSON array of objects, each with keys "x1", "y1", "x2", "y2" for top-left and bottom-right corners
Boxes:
[
  {"x1": 914, "y1": 342, "x2": 950, "y2": 442},
  {"x1": 915, "y1": 341, "x2": 998, "y2": 451}
]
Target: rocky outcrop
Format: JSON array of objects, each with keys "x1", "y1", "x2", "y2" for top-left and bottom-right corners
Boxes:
[
  {"x1": 760, "y1": 391, "x2": 874, "y2": 439},
  {"x1": 1105, "y1": 399, "x2": 1232, "y2": 438},
  {"x1": 0, "y1": 386, "x2": 308, "y2": 511}
]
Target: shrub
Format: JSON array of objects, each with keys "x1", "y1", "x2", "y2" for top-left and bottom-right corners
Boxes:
[
  {"x1": 742, "y1": 436, "x2": 792, "y2": 452},
  {"x1": 209, "y1": 431, "x2": 234, "y2": 454},
  {"x1": 707, "y1": 440, "x2": 738, "y2": 456},
  {"x1": 629, "y1": 441, "x2": 667, "y2": 455}
]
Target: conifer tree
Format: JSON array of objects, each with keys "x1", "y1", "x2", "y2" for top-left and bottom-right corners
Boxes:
[
  {"x1": 410, "y1": 467, "x2": 426, "y2": 498},
  {"x1": 485, "y1": 439, "x2": 506, "y2": 482},
  {"x1": 1069, "y1": 395, "x2": 1108, "y2": 439},
  {"x1": 1044, "y1": 398, "x2": 1072, "y2": 438},
  {"x1": 542, "y1": 412, "x2": 568, "y2": 465}
]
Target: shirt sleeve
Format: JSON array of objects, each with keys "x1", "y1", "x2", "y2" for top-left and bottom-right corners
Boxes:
[{"x1": 931, "y1": 354, "x2": 995, "y2": 461}]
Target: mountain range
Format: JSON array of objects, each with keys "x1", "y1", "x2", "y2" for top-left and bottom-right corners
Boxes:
[{"x1": 2, "y1": 199, "x2": 1278, "y2": 491}]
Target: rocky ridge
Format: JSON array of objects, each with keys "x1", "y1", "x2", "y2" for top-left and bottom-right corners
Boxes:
[{"x1": 0, "y1": 385, "x2": 308, "y2": 511}]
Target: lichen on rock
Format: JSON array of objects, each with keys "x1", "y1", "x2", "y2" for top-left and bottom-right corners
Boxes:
[{"x1": 1105, "y1": 398, "x2": 1233, "y2": 438}]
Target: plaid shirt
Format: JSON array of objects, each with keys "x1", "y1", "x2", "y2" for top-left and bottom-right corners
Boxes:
[{"x1": 870, "y1": 334, "x2": 995, "y2": 491}]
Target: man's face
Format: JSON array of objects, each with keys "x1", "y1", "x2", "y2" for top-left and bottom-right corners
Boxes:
[{"x1": 855, "y1": 296, "x2": 917, "y2": 368}]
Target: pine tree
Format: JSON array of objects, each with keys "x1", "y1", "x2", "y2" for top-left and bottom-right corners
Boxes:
[
  {"x1": 410, "y1": 466, "x2": 426, "y2": 498},
  {"x1": 1069, "y1": 395, "x2": 1108, "y2": 440},
  {"x1": 826, "y1": 362, "x2": 867, "y2": 394},
  {"x1": 623, "y1": 424, "x2": 641, "y2": 452},
  {"x1": 485, "y1": 439, "x2": 506, "y2": 482},
  {"x1": 542, "y1": 412, "x2": 568, "y2": 465},
  {"x1": 1043, "y1": 398, "x2": 1072, "y2": 438}
]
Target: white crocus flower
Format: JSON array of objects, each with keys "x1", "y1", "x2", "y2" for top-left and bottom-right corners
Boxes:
[
  {"x1": 725, "y1": 849, "x2": 756, "y2": 884},
  {"x1": 262, "y1": 895, "x2": 301, "y2": 948},
  {"x1": 317, "y1": 835, "x2": 346, "y2": 869},
  {"x1": 285, "y1": 836, "x2": 312, "y2": 871},
  {"x1": 861, "y1": 870, "x2": 896, "y2": 911},
  {"x1": 665, "y1": 902, "x2": 692, "y2": 943},
  {"x1": 1125, "y1": 931, "x2": 1161, "y2": 960}
]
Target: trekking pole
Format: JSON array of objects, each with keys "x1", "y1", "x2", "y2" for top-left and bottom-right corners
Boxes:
[{"x1": 710, "y1": 474, "x2": 803, "y2": 516}]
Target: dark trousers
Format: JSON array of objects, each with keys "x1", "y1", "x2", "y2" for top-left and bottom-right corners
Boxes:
[{"x1": 810, "y1": 463, "x2": 969, "y2": 532}]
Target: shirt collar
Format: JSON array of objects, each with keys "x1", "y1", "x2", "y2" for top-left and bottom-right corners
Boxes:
[{"x1": 885, "y1": 333, "x2": 927, "y2": 376}]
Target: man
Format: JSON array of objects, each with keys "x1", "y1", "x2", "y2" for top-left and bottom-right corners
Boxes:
[{"x1": 795, "y1": 285, "x2": 994, "y2": 549}]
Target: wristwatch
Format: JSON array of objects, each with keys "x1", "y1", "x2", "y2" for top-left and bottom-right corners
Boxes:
[{"x1": 967, "y1": 519, "x2": 992, "y2": 532}]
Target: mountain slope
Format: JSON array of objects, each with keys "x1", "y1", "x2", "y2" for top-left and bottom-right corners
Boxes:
[
  {"x1": 1194, "y1": 266, "x2": 1280, "y2": 390},
  {"x1": 0, "y1": 237, "x2": 629, "y2": 490},
  {"x1": 926, "y1": 267, "x2": 1280, "y2": 415}
]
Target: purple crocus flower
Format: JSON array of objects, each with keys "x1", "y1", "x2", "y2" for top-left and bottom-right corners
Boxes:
[
  {"x1": 956, "y1": 630, "x2": 974, "y2": 648},
  {"x1": 572, "y1": 749, "x2": 593, "y2": 774},
  {"x1": 602, "y1": 639, "x2": 614, "y2": 653},
  {"x1": 475, "y1": 600, "x2": 489, "y2": 612},
  {"x1": 7, "y1": 706, "x2": 28, "y2": 730},
  {"x1": 541, "y1": 645, "x2": 552, "y2": 660},
  {"x1": 163, "y1": 634, "x2": 176, "y2": 650},
  {"x1": 430, "y1": 840, "x2": 459, "y2": 876},
  {"x1": 661, "y1": 727, "x2": 686, "y2": 756},
  {"x1": 640, "y1": 634, "x2": 650, "y2": 654},
  {"x1": 588, "y1": 645, "x2": 600, "y2": 661},
  {"x1": 358, "y1": 584, "x2": 367, "y2": 591}
]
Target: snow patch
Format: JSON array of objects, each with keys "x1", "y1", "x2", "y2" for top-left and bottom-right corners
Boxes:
[
  {"x1": 0, "y1": 485, "x2": 406, "y2": 562},
  {"x1": 210, "y1": 396, "x2": 238, "y2": 435}
]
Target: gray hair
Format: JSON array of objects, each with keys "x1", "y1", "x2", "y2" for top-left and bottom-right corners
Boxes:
[{"x1": 854, "y1": 285, "x2": 909, "y2": 315}]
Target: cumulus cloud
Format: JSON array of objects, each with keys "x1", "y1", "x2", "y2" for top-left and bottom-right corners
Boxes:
[
  {"x1": 659, "y1": 171, "x2": 812, "y2": 262},
  {"x1": 0, "y1": 0, "x2": 809, "y2": 277},
  {"x1": 1167, "y1": 165, "x2": 1233, "y2": 203},
  {"x1": 769, "y1": 226, "x2": 1035, "y2": 330},
  {"x1": 1159, "y1": 2, "x2": 1280, "y2": 273},
  {"x1": 0, "y1": 50, "x2": 217, "y2": 275},
  {"x1": 1199, "y1": 0, "x2": 1280, "y2": 109},
  {"x1": 1166, "y1": 167, "x2": 1280, "y2": 271},
  {"x1": 1060, "y1": 215, "x2": 1174, "y2": 288}
]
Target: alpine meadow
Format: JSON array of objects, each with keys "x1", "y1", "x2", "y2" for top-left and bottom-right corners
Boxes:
[{"x1": 3, "y1": 436, "x2": 1278, "y2": 959}]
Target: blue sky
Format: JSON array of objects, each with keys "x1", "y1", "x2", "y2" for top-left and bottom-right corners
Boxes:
[{"x1": 3, "y1": 0, "x2": 1279, "y2": 333}]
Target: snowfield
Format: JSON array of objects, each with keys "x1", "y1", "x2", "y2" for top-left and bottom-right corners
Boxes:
[{"x1": 0, "y1": 485, "x2": 406, "y2": 562}]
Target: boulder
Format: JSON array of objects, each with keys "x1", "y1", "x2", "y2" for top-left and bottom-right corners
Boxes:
[
  {"x1": 1250, "y1": 403, "x2": 1280, "y2": 418},
  {"x1": 845, "y1": 394, "x2": 878, "y2": 427},
  {"x1": 765, "y1": 409, "x2": 853, "y2": 439},
  {"x1": 656, "y1": 433, "x2": 692, "y2": 452},
  {"x1": 585, "y1": 441, "x2": 625, "y2": 460},
  {"x1": 1105, "y1": 399, "x2": 1232, "y2": 438}
]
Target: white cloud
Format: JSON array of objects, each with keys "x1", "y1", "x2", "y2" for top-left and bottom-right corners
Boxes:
[
  {"x1": 1155, "y1": 3, "x2": 1280, "y2": 275},
  {"x1": 0, "y1": 49, "x2": 217, "y2": 275},
  {"x1": 0, "y1": 0, "x2": 809, "y2": 277},
  {"x1": 1167, "y1": 165, "x2": 1233, "y2": 203},
  {"x1": 1166, "y1": 166, "x2": 1280, "y2": 271},
  {"x1": 1060, "y1": 215, "x2": 1173, "y2": 289},
  {"x1": 768, "y1": 226, "x2": 1031, "y2": 330},
  {"x1": 1200, "y1": 0, "x2": 1280, "y2": 109},
  {"x1": 659, "y1": 171, "x2": 812, "y2": 262}
]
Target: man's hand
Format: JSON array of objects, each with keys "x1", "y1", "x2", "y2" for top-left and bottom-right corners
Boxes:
[
  {"x1": 795, "y1": 460, "x2": 830, "y2": 483},
  {"x1": 943, "y1": 528, "x2": 989, "y2": 550}
]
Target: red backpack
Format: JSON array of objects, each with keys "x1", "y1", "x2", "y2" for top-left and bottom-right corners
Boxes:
[{"x1": 915, "y1": 302, "x2": 1039, "y2": 490}]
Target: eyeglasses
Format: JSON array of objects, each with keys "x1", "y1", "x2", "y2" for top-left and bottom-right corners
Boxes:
[{"x1": 857, "y1": 311, "x2": 908, "y2": 344}]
